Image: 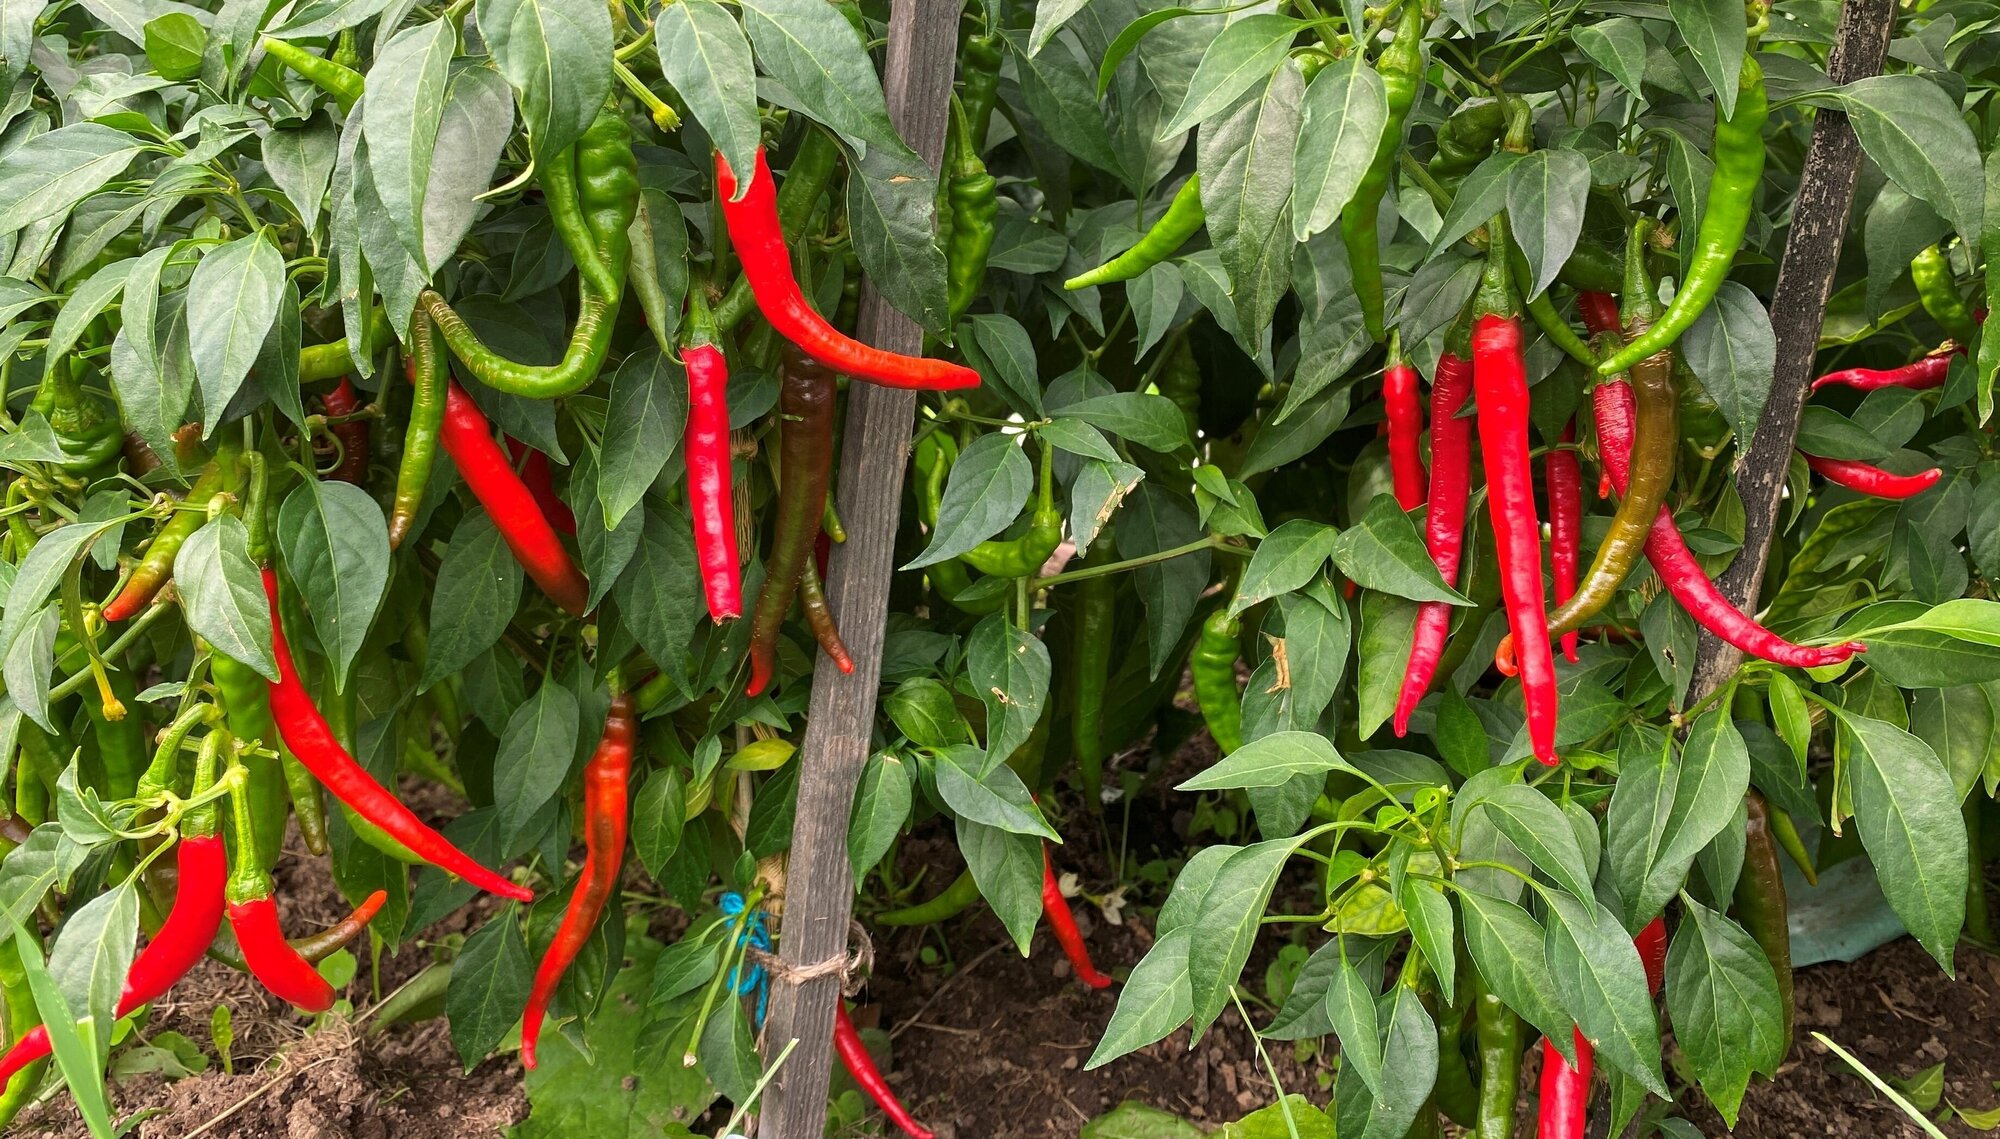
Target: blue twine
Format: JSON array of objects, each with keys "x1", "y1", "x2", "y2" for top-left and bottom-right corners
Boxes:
[{"x1": 719, "y1": 891, "x2": 772, "y2": 1029}]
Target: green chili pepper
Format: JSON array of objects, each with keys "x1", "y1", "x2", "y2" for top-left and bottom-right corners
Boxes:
[
  {"x1": 211, "y1": 651, "x2": 296, "y2": 872},
  {"x1": 576, "y1": 103, "x2": 640, "y2": 295},
  {"x1": 959, "y1": 29, "x2": 1004, "y2": 153},
  {"x1": 13, "y1": 726, "x2": 63, "y2": 826},
  {"x1": 876, "y1": 867, "x2": 980, "y2": 926},
  {"x1": 945, "y1": 102, "x2": 997, "y2": 328},
  {"x1": 1473, "y1": 974, "x2": 1523, "y2": 1138},
  {"x1": 31, "y1": 358, "x2": 121, "y2": 473},
  {"x1": 959, "y1": 442, "x2": 1063, "y2": 579},
  {"x1": 541, "y1": 141, "x2": 622, "y2": 304},
  {"x1": 1434, "y1": 999, "x2": 1482, "y2": 1128},
  {"x1": 388, "y1": 309, "x2": 444, "y2": 550},
  {"x1": 1735, "y1": 791, "x2": 1794, "y2": 1059},
  {"x1": 1070, "y1": 536, "x2": 1115, "y2": 808},
  {"x1": 1597, "y1": 52, "x2": 1766, "y2": 376},
  {"x1": 1429, "y1": 97, "x2": 1507, "y2": 182},
  {"x1": 1192, "y1": 609, "x2": 1243, "y2": 755},
  {"x1": 1910, "y1": 243, "x2": 1978, "y2": 345},
  {"x1": 1558, "y1": 241, "x2": 1624, "y2": 295},
  {"x1": 298, "y1": 306, "x2": 392, "y2": 384},
  {"x1": 1157, "y1": 339, "x2": 1201, "y2": 437},
  {"x1": 1343, "y1": 3, "x2": 1424, "y2": 344},
  {"x1": 86, "y1": 662, "x2": 145, "y2": 800},
  {"x1": 1767, "y1": 803, "x2": 1817, "y2": 887},
  {"x1": 261, "y1": 37, "x2": 364, "y2": 113},
  {"x1": 1064, "y1": 175, "x2": 1205, "y2": 291}
]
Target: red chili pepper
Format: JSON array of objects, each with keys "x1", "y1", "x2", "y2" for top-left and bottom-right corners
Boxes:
[
  {"x1": 521, "y1": 690, "x2": 634, "y2": 1070},
  {"x1": 683, "y1": 339, "x2": 741, "y2": 621},
  {"x1": 1635, "y1": 916, "x2": 1667, "y2": 994},
  {"x1": 1801, "y1": 453, "x2": 1943, "y2": 500},
  {"x1": 1041, "y1": 848, "x2": 1113, "y2": 990},
  {"x1": 833, "y1": 1003, "x2": 935, "y2": 1139},
  {"x1": 262, "y1": 567, "x2": 533, "y2": 901},
  {"x1": 228, "y1": 894, "x2": 337, "y2": 1012},
  {"x1": 0, "y1": 833, "x2": 227, "y2": 1086},
  {"x1": 440, "y1": 382, "x2": 590, "y2": 617},
  {"x1": 1474, "y1": 313, "x2": 1559, "y2": 765},
  {"x1": 1393, "y1": 350, "x2": 1473, "y2": 737},
  {"x1": 715, "y1": 149, "x2": 979, "y2": 392},
  {"x1": 1811, "y1": 347, "x2": 1954, "y2": 391},
  {"x1": 1594, "y1": 382, "x2": 1863, "y2": 668},
  {"x1": 1547, "y1": 421, "x2": 1582, "y2": 664},
  {"x1": 1383, "y1": 358, "x2": 1427, "y2": 511},
  {"x1": 505, "y1": 437, "x2": 577, "y2": 536},
  {"x1": 319, "y1": 378, "x2": 370, "y2": 485},
  {"x1": 1576, "y1": 290, "x2": 1622, "y2": 337}
]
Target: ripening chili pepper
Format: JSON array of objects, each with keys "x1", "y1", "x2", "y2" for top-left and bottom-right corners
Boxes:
[
  {"x1": 319, "y1": 377, "x2": 370, "y2": 485},
  {"x1": 288, "y1": 889, "x2": 387, "y2": 964},
  {"x1": 1542, "y1": 223, "x2": 1679, "y2": 644},
  {"x1": 1070, "y1": 543, "x2": 1115, "y2": 807},
  {"x1": 521, "y1": 689, "x2": 634, "y2": 1070},
  {"x1": 1801, "y1": 453, "x2": 1942, "y2": 500},
  {"x1": 798, "y1": 559, "x2": 855, "y2": 675},
  {"x1": 1576, "y1": 291, "x2": 1622, "y2": 337},
  {"x1": 1344, "y1": 3, "x2": 1424, "y2": 343},
  {"x1": 438, "y1": 381, "x2": 591, "y2": 617},
  {"x1": 1473, "y1": 975, "x2": 1522, "y2": 1139},
  {"x1": 1064, "y1": 175, "x2": 1205, "y2": 292},
  {"x1": 504, "y1": 438, "x2": 576, "y2": 536},
  {"x1": 1546, "y1": 422, "x2": 1581, "y2": 664},
  {"x1": 1041, "y1": 848, "x2": 1113, "y2": 990},
  {"x1": 32, "y1": 357, "x2": 121, "y2": 473},
  {"x1": 389, "y1": 311, "x2": 445, "y2": 549},
  {"x1": 0, "y1": 739, "x2": 230, "y2": 1089},
  {"x1": 747, "y1": 348, "x2": 840, "y2": 696},
  {"x1": 1473, "y1": 219, "x2": 1559, "y2": 765},
  {"x1": 1593, "y1": 377, "x2": 1863, "y2": 669},
  {"x1": 684, "y1": 293, "x2": 742, "y2": 621},
  {"x1": 1737, "y1": 791, "x2": 1794, "y2": 1056},
  {"x1": 1811, "y1": 346, "x2": 1954, "y2": 391},
  {"x1": 717, "y1": 149, "x2": 978, "y2": 391},
  {"x1": 1383, "y1": 343, "x2": 1428, "y2": 511},
  {"x1": 260, "y1": 37, "x2": 364, "y2": 113},
  {"x1": 225, "y1": 748, "x2": 341, "y2": 1013},
  {"x1": 262, "y1": 567, "x2": 532, "y2": 900},
  {"x1": 101, "y1": 442, "x2": 238, "y2": 622},
  {"x1": 1192, "y1": 609, "x2": 1244, "y2": 755},
  {"x1": 1598, "y1": 53, "x2": 1766, "y2": 376},
  {"x1": 1394, "y1": 346, "x2": 1475, "y2": 736},
  {"x1": 945, "y1": 103, "x2": 997, "y2": 328},
  {"x1": 876, "y1": 867, "x2": 980, "y2": 926},
  {"x1": 834, "y1": 1003, "x2": 935, "y2": 1139},
  {"x1": 1910, "y1": 243, "x2": 1979, "y2": 345}
]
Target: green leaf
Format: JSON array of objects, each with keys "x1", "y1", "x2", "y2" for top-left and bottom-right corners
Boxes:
[
  {"x1": 425, "y1": 66, "x2": 515, "y2": 273},
  {"x1": 1117, "y1": 483, "x2": 1212, "y2": 678},
  {"x1": 269, "y1": 0, "x2": 401, "y2": 39},
  {"x1": 1473, "y1": 784, "x2": 1596, "y2": 905},
  {"x1": 187, "y1": 233, "x2": 285, "y2": 420},
  {"x1": 656, "y1": 0, "x2": 760, "y2": 189},
  {"x1": 1291, "y1": 56, "x2": 1387, "y2": 241},
  {"x1": 1199, "y1": 59, "x2": 1301, "y2": 340},
  {"x1": 1604, "y1": 709, "x2": 1750, "y2": 927},
  {"x1": 738, "y1": 0, "x2": 905, "y2": 157},
  {"x1": 1331, "y1": 495, "x2": 1470, "y2": 603},
  {"x1": 967, "y1": 614, "x2": 1051, "y2": 772},
  {"x1": 957, "y1": 817, "x2": 1044, "y2": 955},
  {"x1": 1160, "y1": 14, "x2": 1301, "y2": 138},
  {"x1": 1831, "y1": 708, "x2": 1967, "y2": 971},
  {"x1": 419, "y1": 513, "x2": 524, "y2": 691},
  {"x1": 1332, "y1": 982, "x2": 1436, "y2": 1139},
  {"x1": 847, "y1": 752, "x2": 912, "y2": 878},
  {"x1": 1506, "y1": 149, "x2": 1591, "y2": 301},
  {"x1": 1188, "y1": 837, "x2": 1305, "y2": 1035},
  {"x1": 109, "y1": 248, "x2": 188, "y2": 472},
  {"x1": 1667, "y1": 0, "x2": 1745, "y2": 118},
  {"x1": 1573, "y1": 19, "x2": 1649, "y2": 99},
  {"x1": 1061, "y1": 392, "x2": 1191, "y2": 453},
  {"x1": 476, "y1": 0, "x2": 612, "y2": 162},
  {"x1": 905, "y1": 433, "x2": 1033, "y2": 569},
  {"x1": 1544, "y1": 891, "x2": 1668, "y2": 1096},
  {"x1": 610, "y1": 510, "x2": 703, "y2": 694},
  {"x1": 846, "y1": 142, "x2": 949, "y2": 333},
  {"x1": 1431, "y1": 153, "x2": 1522, "y2": 257},
  {"x1": 0, "y1": 123, "x2": 142, "y2": 236},
  {"x1": 0, "y1": 520, "x2": 118, "y2": 665},
  {"x1": 1011, "y1": 29, "x2": 1118, "y2": 176},
  {"x1": 598, "y1": 347, "x2": 687, "y2": 530},
  {"x1": 1086, "y1": 927, "x2": 1193, "y2": 1068},
  {"x1": 1665, "y1": 896, "x2": 1786, "y2": 1125},
  {"x1": 360, "y1": 17, "x2": 456, "y2": 269},
  {"x1": 1835, "y1": 74, "x2": 1984, "y2": 250},
  {"x1": 631, "y1": 769, "x2": 686, "y2": 882},
  {"x1": 964, "y1": 314, "x2": 1046, "y2": 418},
  {"x1": 932, "y1": 747, "x2": 1056, "y2": 840},
  {"x1": 1322, "y1": 956, "x2": 1383, "y2": 1099},
  {"x1": 448, "y1": 910, "x2": 533, "y2": 1068},
  {"x1": 1231, "y1": 519, "x2": 1337, "y2": 615},
  {"x1": 49, "y1": 879, "x2": 138, "y2": 1063},
  {"x1": 1081, "y1": 1102, "x2": 1205, "y2": 1139},
  {"x1": 176, "y1": 516, "x2": 278, "y2": 681},
  {"x1": 493, "y1": 680, "x2": 580, "y2": 848},
  {"x1": 1354, "y1": 589, "x2": 1417, "y2": 739},
  {"x1": 277, "y1": 479, "x2": 391, "y2": 688},
  {"x1": 4, "y1": 906, "x2": 114, "y2": 1136},
  {"x1": 1681, "y1": 282, "x2": 1775, "y2": 444},
  {"x1": 1177, "y1": 731, "x2": 1353, "y2": 791},
  {"x1": 47, "y1": 258, "x2": 132, "y2": 363}
]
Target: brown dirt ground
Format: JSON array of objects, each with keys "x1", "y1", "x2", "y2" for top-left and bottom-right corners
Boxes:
[{"x1": 12, "y1": 748, "x2": 2000, "y2": 1136}]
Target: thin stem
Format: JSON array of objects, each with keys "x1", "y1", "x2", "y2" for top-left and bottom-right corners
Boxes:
[{"x1": 1032, "y1": 536, "x2": 1245, "y2": 589}]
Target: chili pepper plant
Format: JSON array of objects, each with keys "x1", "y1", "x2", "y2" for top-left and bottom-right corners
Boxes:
[{"x1": 0, "y1": 0, "x2": 1996, "y2": 1134}]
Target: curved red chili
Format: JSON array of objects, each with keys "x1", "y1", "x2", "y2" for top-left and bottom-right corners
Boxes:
[
  {"x1": 1383, "y1": 359, "x2": 1427, "y2": 510},
  {"x1": 0, "y1": 834, "x2": 227, "y2": 1086},
  {"x1": 684, "y1": 339, "x2": 741, "y2": 621},
  {"x1": 833, "y1": 1004, "x2": 935, "y2": 1139},
  {"x1": 1811, "y1": 347, "x2": 1953, "y2": 392},
  {"x1": 1547, "y1": 421, "x2": 1582, "y2": 664},
  {"x1": 521, "y1": 690, "x2": 634, "y2": 1070},
  {"x1": 319, "y1": 378, "x2": 370, "y2": 485},
  {"x1": 1474, "y1": 313, "x2": 1559, "y2": 765},
  {"x1": 1393, "y1": 350, "x2": 1473, "y2": 737},
  {"x1": 1041, "y1": 849, "x2": 1113, "y2": 990},
  {"x1": 1594, "y1": 383, "x2": 1863, "y2": 668},
  {"x1": 715, "y1": 149, "x2": 979, "y2": 392},
  {"x1": 505, "y1": 438, "x2": 577, "y2": 536},
  {"x1": 228, "y1": 895, "x2": 336, "y2": 1012},
  {"x1": 440, "y1": 382, "x2": 590, "y2": 617},
  {"x1": 262, "y1": 567, "x2": 533, "y2": 901},
  {"x1": 1801, "y1": 453, "x2": 1942, "y2": 500}
]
